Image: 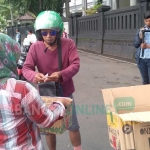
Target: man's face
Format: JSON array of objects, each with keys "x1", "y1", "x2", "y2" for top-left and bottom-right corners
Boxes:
[
  {"x1": 41, "y1": 29, "x2": 57, "y2": 45},
  {"x1": 144, "y1": 18, "x2": 150, "y2": 28}
]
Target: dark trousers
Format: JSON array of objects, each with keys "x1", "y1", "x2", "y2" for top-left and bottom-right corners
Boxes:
[
  {"x1": 138, "y1": 58, "x2": 150, "y2": 84},
  {"x1": 19, "y1": 41, "x2": 21, "y2": 45}
]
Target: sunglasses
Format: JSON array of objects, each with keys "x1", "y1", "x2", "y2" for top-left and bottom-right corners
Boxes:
[{"x1": 41, "y1": 30, "x2": 57, "y2": 36}]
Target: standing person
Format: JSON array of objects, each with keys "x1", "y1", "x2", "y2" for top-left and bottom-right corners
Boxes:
[
  {"x1": 22, "y1": 11, "x2": 82, "y2": 150},
  {"x1": 27, "y1": 28, "x2": 37, "y2": 44},
  {"x1": 15, "y1": 29, "x2": 21, "y2": 45},
  {"x1": 62, "y1": 28, "x2": 69, "y2": 38},
  {"x1": 134, "y1": 10, "x2": 150, "y2": 84},
  {"x1": 0, "y1": 32, "x2": 70, "y2": 149}
]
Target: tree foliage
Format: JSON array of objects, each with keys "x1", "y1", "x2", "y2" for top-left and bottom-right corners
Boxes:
[
  {"x1": 4, "y1": 0, "x2": 64, "y2": 16},
  {"x1": 0, "y1": 0, "x2": 19, "y2": 28},
  {"x1": 96, "y1": 0, "x2": 103, "y2": 5},
  {"x1": 85, "y1": 0, "x2": 103, "y2": 15},
  {"x1": 0, "y1": 14, "x2": 7, "y2": 27}
]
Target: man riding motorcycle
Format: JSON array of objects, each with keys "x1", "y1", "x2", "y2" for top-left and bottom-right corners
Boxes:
[{"x1": 22, "y1": 11, "x2": 82, "y2": 150}]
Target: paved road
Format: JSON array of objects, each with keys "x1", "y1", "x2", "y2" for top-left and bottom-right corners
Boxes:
[{"x1": 41, "y1": 51, "x2": 142, "y2": 150}]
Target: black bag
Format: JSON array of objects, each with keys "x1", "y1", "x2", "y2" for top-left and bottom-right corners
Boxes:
[
  {"x1": 38, "y1": 82, "x2": 63, "y2": 97},
  {"x1": 38, "y1": 40, "x2": 63, "y2": 97}
]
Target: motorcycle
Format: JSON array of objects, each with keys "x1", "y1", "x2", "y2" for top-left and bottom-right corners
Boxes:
[{"x1": 17, "y1": 38, "x2": 31, "y2": 80}]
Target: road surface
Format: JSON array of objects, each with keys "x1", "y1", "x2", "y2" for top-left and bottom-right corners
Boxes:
[{"x1": 41, "y1": 51, "x2": 141, "y2": 150}]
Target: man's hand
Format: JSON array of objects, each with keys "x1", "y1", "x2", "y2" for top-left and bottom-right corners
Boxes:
[
  {"x1": 55, "y1": 98, "x2": 72, "y2": 107},
  {"x1": 141, "y1": 43, "x2": 148, "y2": 49},
  {"x1": 44, "y1": 72, "x2": 62, "y2": 82},
  {"x1": 139, "y1": 27, "x2": 145, "y2": 39},
  {"x1": 34, "y1": 73, "x2": 45, "y2": 83}
]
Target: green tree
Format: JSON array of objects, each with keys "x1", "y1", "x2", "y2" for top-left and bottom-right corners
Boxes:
[
  {"x1": 0, "y1": 14, "x2": 7, "y2": 30},
  {"x1": 85, "y1": 0, "x2": 103, "y2": 15},
  {"x1": 0, "y1": 0, "x2": 19, "y2": 26},
  {"x1": 96, "y1": 0, "x2": 103, "y2": 5},
  {"x1": 4, "y1": 0, "x2": 64, "y2": 16}
]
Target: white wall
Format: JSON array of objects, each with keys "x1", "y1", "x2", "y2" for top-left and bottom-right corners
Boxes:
[
  {"x1": 70, "y1": 0, "x2": 81, "y2": 6},
  {"x1": 130, "y1": 0, "x2": 137, "y2": 6},
  {"x1": 119, "y1": 0, "x2": 130, "y2": 9}
]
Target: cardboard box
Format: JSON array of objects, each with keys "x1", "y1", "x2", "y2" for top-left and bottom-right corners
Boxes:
[
  {"x1": 133, "y1": 122, "x2": 150, "y2": 150},
  {"x1": 39, "y1": 96, "x2": 73, "y2": 134},
  {"x1": 102, "y1": 84, "x2": 150, "y2": 150}
]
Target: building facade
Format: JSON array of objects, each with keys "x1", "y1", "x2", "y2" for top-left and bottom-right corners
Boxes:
[
  {"x1": 67, "y1": 0, "x2": 138, "y2": 16},
  {"x1": 103, "y1": 0, "x2": 137, "y2": 9},
  {"x1": 68, "y1": 0, "x2": 149, "y2": 62},
  {"x1": 63, "y1": 0, "x2": 138, "y2": 34}
]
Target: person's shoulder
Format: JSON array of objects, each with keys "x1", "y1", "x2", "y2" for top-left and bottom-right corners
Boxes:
[
  {"x1": 30, "y1": 40, "x2": 44, "y2": 49},
  {"x1": 135, "y1": 28, "x2": 141, "y2": 35},
  {"x1": 139, "y1": 25, "x2": 147, "y2": 31},
  {"x1": 7, "y1": 78, "x2": 36, "y2": 94},
  {"x1": 0, "y1": 33, "x2": 12, "y2": 40},
  {"x1": 32, "y1": 40, "x2": 43, "y2": 45},
  {"x1": 61, "y1": 38, "x2": 76, "y2": 50},
  {"x1": 31, "y1": 33, "x2": 36, "y2": 37},
  {"x1": 61, "y1": 37, "x2": 74, "y2": 43},
  {"x1": 6, "y1": 78, "x2": 26, "y2": 90},
  {"x1": 8, "y1": 78, "x2": 25, "y2": 84},
  {"x1": 33, "y1": 34, "x2": 37, "y2": 39},
  {"x1": 0, "y1": 33, "x2": 19, "y2": 45}
]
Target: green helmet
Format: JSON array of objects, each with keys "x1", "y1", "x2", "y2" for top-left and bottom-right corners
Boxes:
[{"x1": 34, "y1": 11, "x2": 64, "y2": 34}]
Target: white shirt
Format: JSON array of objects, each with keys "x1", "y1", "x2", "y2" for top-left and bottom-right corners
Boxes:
[
  {"x1": 140, "y1": 26, "x2": 150, "y2": 59},
  {"x1": 27, "y1": 34, "x2": 37, "y2": 44}
]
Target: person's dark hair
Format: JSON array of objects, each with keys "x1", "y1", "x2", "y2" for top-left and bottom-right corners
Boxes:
[
  {"x1": 16, "y1": 29, "x2": 19, "y2": 32},
  {"x1": 27, "y1": 29, "x2": 33, "y2": 34},
  {"x1": 144, "y1": 10, "x2": 150, "y2": 19}
]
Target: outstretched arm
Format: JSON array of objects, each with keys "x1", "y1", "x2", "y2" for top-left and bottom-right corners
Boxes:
[{"x1": 22, "y1": 82, "x2": 67, "y2": 128}]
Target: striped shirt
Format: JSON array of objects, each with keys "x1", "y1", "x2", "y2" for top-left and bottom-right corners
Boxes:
[{"x1": 0, "y1": 78, "x2": 64, "y2": 150}]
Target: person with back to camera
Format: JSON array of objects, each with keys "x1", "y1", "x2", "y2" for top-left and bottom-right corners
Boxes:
[
  {"x1": 22, "y1": 11, "x2": 82, "y2": 150},
  {"x1": 27, "y1": 28, "x2": 37, "y2": 44},
  {"x1": 62, "y1": 28, "x2": 69, "y2": 38},
  {"x1": 134, "y1": 10, "x2": 150, "y2": 84},
  {"x1": 0, "y1": 32, "x2": 71, "y2": 149}
]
